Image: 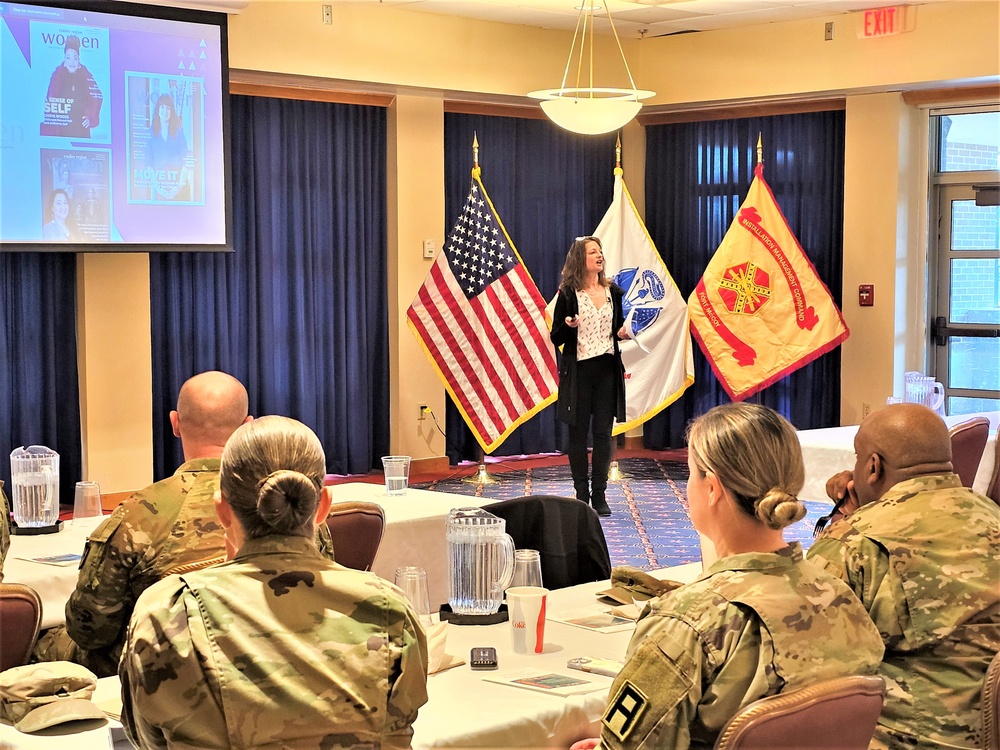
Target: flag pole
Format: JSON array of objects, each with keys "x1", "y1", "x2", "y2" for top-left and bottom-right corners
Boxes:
[
  {"x1": 607, "y1": 132, "x2": 630, "y2": 485},
  {"x1": 460, "y1": 132, "x2": 499, "y2": 487}
]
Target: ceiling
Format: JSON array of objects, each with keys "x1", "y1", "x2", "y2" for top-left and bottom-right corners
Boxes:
[{"x1": 339, "y1": 0, "x2": 949, "y2": 39}]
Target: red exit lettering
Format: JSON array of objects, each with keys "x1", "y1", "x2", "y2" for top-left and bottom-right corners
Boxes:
[{"x1": 860, "y1": 6, "x2": 907, "y2": 38}]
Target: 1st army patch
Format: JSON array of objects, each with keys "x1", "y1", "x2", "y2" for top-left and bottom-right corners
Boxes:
[{"x1": 602, "y1": 681, "x2": 648, "y2": 741}]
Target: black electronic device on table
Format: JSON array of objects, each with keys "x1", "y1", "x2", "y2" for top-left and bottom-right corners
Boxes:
[{"x1": 470, "y1": 647, "x2": 498, "y2": 671}]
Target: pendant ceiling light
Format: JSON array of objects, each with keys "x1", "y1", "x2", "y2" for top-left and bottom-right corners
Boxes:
[{"x1": 528, "y1": 1, "x2": 654, "y2": 136}]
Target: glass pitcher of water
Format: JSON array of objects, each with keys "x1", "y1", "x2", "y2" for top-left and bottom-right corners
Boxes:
[
  {"x1": 10, "y1": 445, "x2": 60, "y2": 528},
  {"x1": 446, "y1": 507, "x2": 515, "y2": 615}
]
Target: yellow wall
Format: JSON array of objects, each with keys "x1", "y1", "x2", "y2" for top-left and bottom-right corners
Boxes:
[
  {"x1": 77, "y1": 1, "x2": 999, "y2": 491},
  {"x1": 76, "y1": 254, "x2": 153, "y2": 491}
]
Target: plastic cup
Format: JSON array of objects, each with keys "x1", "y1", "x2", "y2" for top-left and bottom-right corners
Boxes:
[
  {"x1": 511, "y1": 549, "x2": 543, "y2": 588},
  {"x1": 395, "y1": 565, "x2": 432, "y2": 625},
  {"x1": 73, "y1": 481, "x2": 103, "y2": 524},
  {"x1": 382, "y1": 456, "x2": 411, "y2": 496},
  {"x1": 507, "y1": 586, "x2": 548, "y2": 654}
]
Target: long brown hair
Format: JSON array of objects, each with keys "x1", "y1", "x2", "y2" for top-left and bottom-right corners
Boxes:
[{"x1": 559, "y1": 235, "x2": 608, "y2": 293}]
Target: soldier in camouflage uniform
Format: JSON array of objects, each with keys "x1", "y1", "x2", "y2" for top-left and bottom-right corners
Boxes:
[
  {"x1": 808, "y1": 403, "x2": 1000, "y2": 749},
  {"x1": 121, "y1": 415, "x2": 428, "y2": 750},
  {"x1": 35, "y1": 371, "x2": 312, "y2": 676},
  {"x1": 585, "y1": 404, "x2": 884, "y2": 750}
]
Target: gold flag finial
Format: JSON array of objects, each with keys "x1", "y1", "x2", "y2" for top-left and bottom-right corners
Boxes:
[
  {"x1": 472, "y1": 133, "x2": 481, "y2": 178},
  {"x1": 615, "y1": 134, "x2": 622, "y2": 169},
  {"x1": 756, "y1": 133, "x2": 763, "y2": 165}
]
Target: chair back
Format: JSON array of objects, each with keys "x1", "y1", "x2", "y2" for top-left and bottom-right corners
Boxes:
[
  {"x1": 0, "y1": 583, "x2": 43, "y2": 672},
  {"x1": 985, "y1": 649, "x2": 1000, "y2": 750},
  {"x1": 987, "y1": 433, "x2": 1000, "y2": 508},
  {"x1": 714, "y1": 675, "x2": 885, "y2": 750},
  {"x1": 324, "y1": 498, "x2": 386, "y2": 572},
  {"x1": 949, "y1": 417, "x2": 990, "y2": 488},
  {"x1": 483, "y1": 495, "x2": 611, "y2": 589}
]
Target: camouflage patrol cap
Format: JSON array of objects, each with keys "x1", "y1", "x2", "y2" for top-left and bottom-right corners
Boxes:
[{"x1": 0, "y1": 662, "x2": 105, "y2": 732}]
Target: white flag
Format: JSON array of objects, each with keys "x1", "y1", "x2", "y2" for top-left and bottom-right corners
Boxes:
[{"x1": 596, "y1": 169, "x2": 694, "y2": 433}]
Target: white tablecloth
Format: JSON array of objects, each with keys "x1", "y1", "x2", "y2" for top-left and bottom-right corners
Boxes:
[
  {"x1": 411, "y1": 562, "x2": 702, "y2": 748},
  {"x1": 4, "y1": 485, "x2": 486, "y2": 629},
  {"x1": 328, "y1": 482, "x2": 490, "y2": 609},
  {"x1": 797, "y1": 410, "x2": 998, "y2": 505},
  {"x1": 4, "y1": 517, "x2": 104, "y2": 629}
]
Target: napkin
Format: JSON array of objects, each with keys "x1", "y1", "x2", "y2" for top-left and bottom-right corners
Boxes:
[{"x1": 426, "y1": 621, "x2": 464, "y2": 675}]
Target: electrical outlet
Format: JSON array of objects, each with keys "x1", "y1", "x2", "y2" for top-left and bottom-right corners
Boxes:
[
  {"x1": 862, "y1": 402, "x2": 871, "y2": 419},
  {"x1": 418, "y1": 403, "x2": 428, "y2": 421},
  {"x1": 322, "y1": 4, "x2": 332, "y2": 24},
  {"x1": 824, "y1": 21, "x2": 834, "y2": 41}
]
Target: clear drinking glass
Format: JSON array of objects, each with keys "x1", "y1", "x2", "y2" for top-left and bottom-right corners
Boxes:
[
  {"x1": 511, "y1": 549, "x2": 543, "y2": 588},
  {"x1": 395, "y1": 566, "x2": 433, "y2": 625},
  {"x1": 73, "y1": 481, "x2": 103, "y2": 525},
  {"x1": 381, "y1": 456, "x2": 411, "y2": 496}
]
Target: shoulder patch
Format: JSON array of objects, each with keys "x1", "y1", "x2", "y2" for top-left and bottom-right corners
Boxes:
[{"x1": 602, "y1": 680, "x2": 648, "y2": 741}]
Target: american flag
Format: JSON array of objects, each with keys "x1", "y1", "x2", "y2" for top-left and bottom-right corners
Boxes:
[{"x1": 407, "y1": 171, "x2": 558, "y2": 453}]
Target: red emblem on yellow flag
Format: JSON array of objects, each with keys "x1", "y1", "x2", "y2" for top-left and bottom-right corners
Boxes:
[{"x1": 688, "y1": 161, "x2": 849, "y2": 401}]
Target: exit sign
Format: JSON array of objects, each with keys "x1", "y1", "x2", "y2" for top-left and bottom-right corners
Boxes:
[{"x1": 858, "y1": 6, "x2": 912, "y2": 38}]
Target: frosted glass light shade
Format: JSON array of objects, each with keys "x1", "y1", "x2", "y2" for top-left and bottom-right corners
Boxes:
[{"x1": 529, "y1": 88, "x2": 654, "y2": 135}]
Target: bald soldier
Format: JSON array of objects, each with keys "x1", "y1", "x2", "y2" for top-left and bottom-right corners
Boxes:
[
  {"x1": 808, "y1": 403, "x2": 1000, "y2": 750},
  {"x1": 35, "y1": 372, "x2": 333, "y2": 677}
]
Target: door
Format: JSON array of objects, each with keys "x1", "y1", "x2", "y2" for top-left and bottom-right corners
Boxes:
[{"x1": 931, "y1": 183, "x2": 1000, "y2": 415}]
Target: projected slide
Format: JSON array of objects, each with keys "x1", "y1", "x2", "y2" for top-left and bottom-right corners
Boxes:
[{"x1": 0, "y1": 1, "x2": 227, "y2": 247}]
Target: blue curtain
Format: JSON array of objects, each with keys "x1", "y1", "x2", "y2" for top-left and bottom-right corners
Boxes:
[
  {"x1": 642, "y1": 111, "x2": 846, "y2": 448},
  {"x1": 0, "y1": 253, "x2": 81, "y2": 504},
  {"x1": 150, "y1": 95, "x2": 389, "y2": 479},
  {"x1": 442, "y1": 113, "x2": 616, "y2": 462}
]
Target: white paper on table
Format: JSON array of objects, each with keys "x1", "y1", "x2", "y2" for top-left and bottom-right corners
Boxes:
[
  {"x1": 482, "y1": 669, "x2": 608, "y2": 697},
  {"x1": 17, "y1": 553, "x2": 81, "y2": 566},
  {"x1": 550, "y1": 609, "x2": 636, "y2": 633}
]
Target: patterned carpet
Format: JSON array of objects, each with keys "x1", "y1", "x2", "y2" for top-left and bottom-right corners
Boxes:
[{"x1": 414, "y1": 457, "x2": 827, "y2": 569}]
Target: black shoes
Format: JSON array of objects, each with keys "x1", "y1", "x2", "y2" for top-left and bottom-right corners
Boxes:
[{"x1": 592, "y1": 497, "x2": 612, "y2": 517}]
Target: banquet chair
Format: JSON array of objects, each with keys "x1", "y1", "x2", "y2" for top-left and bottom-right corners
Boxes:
[
  {"x1": 0, "y1": 583, "x2": 43, "y2": 672},
  {"x1": 323, "y1": 498, "x2": 385, "y2": 572},
  {"x1": 987, "y1": 435, "x2": 1000, "y2": 508},
  {"x1": 949, "y1": 417, "x2": 990, "y2": 488},
  {"x1": 985, "y1": 650, "x2": 1000, "y2": 750},
  {"x1": 483, "y1": 495, "x2": 611, "y2": 589},
  {"x1": 714, "y1": 675, "x2": 886, "y2": 749}
]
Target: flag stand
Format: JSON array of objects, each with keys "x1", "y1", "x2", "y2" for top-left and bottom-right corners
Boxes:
[
  {"x1": 608, "y1": 459, "x2": 629, "y2": 483},
  {"x1": 462, "y1": 448, "x2": 499, "y2": 485},
  {"x1": 462, "y1": 462, "x2": 499, "y2": 485}
]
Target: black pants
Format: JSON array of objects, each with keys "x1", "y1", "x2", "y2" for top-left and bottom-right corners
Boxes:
[{"x1": 567, "y1": 354, "x2": 616, "y2": 504}]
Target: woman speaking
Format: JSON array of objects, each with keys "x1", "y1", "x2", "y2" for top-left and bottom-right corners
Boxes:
[{"x1": 550, "y1": 235, "x2": 627, "y2": 517}]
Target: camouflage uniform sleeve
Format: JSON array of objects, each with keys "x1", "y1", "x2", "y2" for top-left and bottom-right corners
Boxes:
[
  {"x1": 384, "y1": 590, "x2": 430, "y2": 739},
  {"x1": 65, "y1": 504, "x2": 142, "y2": 650},
  {"x1": 0, "y1": 481, "x2": 10, "y2": 581},
  {"x1": 599, "y1": 614, "x2": 704, "y2": 750},
  {"x1": 120, "y1": 578, "x2": 225, "y2": 749},
  {"x1": 807, "y1": 532, "x2": 888, "y2": 615}
]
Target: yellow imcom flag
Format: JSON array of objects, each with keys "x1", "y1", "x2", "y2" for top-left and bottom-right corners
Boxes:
[{"x1": 688, "y1": 162, "x2": 849, "y2": 401}]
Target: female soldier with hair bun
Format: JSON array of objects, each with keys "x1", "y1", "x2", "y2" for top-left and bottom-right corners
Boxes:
[
  {"x1": 121, "y1": 415, "x2": 429, "y2": 750},
  {"x1": 573, "y1": 403, "x2": 885, "y2": 750}
]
